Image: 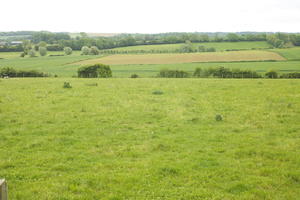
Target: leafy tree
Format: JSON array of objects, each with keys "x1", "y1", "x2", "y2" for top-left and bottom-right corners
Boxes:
[
  {"x1": 179, "y1": 40, "x2": 195, "y2": 53},
  {"x1": 265, "y1": 70, "x2": 278, "y2": 78},
  {"x1": 78, "y1": 64, "x2": 112, "y2": 78},
  {"x1": 39, "y1": 47, "x2": 47, "y2": 56},
  {"x1": 39, "y1": 41, "x2": 47, "y2": 47},
  {"x1": 28, "y1": 49, "x2": 36, "y2": 57},
  {"x1": 89, "y1": 46, "x2": 100, "y2": 55},
  {"x1": 64, "y1": 47, "x2": 73, "y2": 55},
  {"x1": 226, "y1": 33, "x2": 240, "y2": 42},
  {"x1": 81, "y1": 46, "x2": 90, "y2": 55}
]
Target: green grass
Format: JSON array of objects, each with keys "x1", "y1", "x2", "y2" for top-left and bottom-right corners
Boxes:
[
  {"x1": 0, "y1": 78, "x2": 299, "y2": 199},
  {"x1": 110, "y1": 41, "x2": 272, "y2": 53},
  {"x1": 269, "y1": 47, "x2": 300, "y2": 60}
]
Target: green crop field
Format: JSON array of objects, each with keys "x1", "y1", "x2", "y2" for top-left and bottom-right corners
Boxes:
[
  {"x1": 109, "y1": 41, "x2": 272, "y2": 53},
  {"x1": 269, "y1": 47, "x2": 300, "y2": 60},
  {"x1": 0, "y1": 78, "x2": 299, "y2": 199}
]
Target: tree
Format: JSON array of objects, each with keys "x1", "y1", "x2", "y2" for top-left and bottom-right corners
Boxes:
[
  {"x1": 39, "y1": 47, "x2": 47, "y2": 56},
  {"x1": 64, "y1": 47, "x2": 72, "y2": 55},
  {"x1": 81, "y1": 46, "x2": 90, "y2": 55},
  {"x1": 226, "y1": 33, "x2": 240, "y2": 42},
  {"x1": 179, "y1": 40, "x2": 195, "y2": 53},
  {"x1": 265, "y1": 70, "x2": 278, "y2": 78},
  {"x1": 28, "y1": 49, "x2": 36, "y2": 57},
  {"x1": 38, "y1": 41, "x2": 47, "y2": 47},
  {"x1": 89, "y1": 46, "x2": 100, "y2": 55},
  {"x1": 78, "y1": 64, "x2": 112, "y2": 78}
]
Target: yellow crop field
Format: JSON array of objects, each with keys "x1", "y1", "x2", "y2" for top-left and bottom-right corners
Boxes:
[{"x1": 76, "y1": 50, "x2": 285, "y2": 65}]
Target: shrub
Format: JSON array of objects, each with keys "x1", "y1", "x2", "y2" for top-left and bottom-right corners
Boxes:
[
  {"x1": 0, "y1": 67, "x2": 48, "y2": 77},
  {"x1": 265, "y1": 70, "x2": 278, "y2": 78},
  {"x1": 39, "y1": 47, "x2": 47, "y2": 56},
  {"x1": 81, "y1": 46, "x2": 90, "y2": 55},
  {"x1": 159, "y1": 69, "x2": 189, "y2": 78},
  {"x1": 280, "y1": 72, "x2": 300, "y2": 79},
  {"x1": 193, "y1": 67, "x2": 261, "y2": 78},
  {"x1": 28, "y1": 49, "x2": 36, "y2": 57},
  {"x1": 64, "y1": 47, "x2": 73, "y2": 55},
  {"x1": 89, "y1": 46, "x2": 100, "y2": 55},
  {"x1": 152, "y1": 90, "x2": 164, "y2": 95},
  {"x1": 63, "y1": 82, "x2": 72, "y2": 88},
  {"x1": 78, "y1": 64, "x2": 112, "y2": 78},
  {"x1": 215, "y1": 114, "x2": 223, "y2": 121},
  {"x1": 131, "y1": 74, "x2": 139, "y2": 78},
  {"x1": 20, "y1": 52, "x2": 25, "y2": 57}
]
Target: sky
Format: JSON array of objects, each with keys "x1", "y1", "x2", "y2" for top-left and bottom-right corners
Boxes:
[{"x1": 1, "y1": 0, "x2": 300, "y2": 33}]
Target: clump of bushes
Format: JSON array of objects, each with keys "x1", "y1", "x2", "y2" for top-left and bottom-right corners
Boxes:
[
  {"x1": 64, "y1": 47, "x2": 73, "y2": 55},
  {"x1": 0, "y1": 67, "x2": 48, "y2": 77},
  {"x1": 158, "y1": 69, "x2": 189, "y2": 78},
  {"x1": 131, "y1": 74, "x2": 139, "y2": 78},
  {"x1": 280, "y1": 72, "x2": 300, "y2": 79},
  {"x1": 63, "y1": 82, "x2": 72, "y2": 88},
  {"x1": 81, "y1": 46, "x2": 100, "y2": 55},
  {"x1": 265, "y1": 70, "x2": 278, "y2": 79},
  {"x1": 78, "y1": 64, "x2": 112, "y2": 78},
  {"x1": 193, "y1": 67, "x2": 261, "y2": 78}
]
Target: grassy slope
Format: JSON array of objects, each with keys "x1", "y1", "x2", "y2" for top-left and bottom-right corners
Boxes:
[
  {"x1": 269, "y1": 47, "x2": 300, "y2": 60},
  {"x1": 0, "y1": 78, "x2": 299, "y2": 199},
  {"x1": 110, "y1": 41, "x2": 272, "y2": 52}
]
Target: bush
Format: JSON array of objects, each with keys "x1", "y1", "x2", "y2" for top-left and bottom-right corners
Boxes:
[
  {"x1": 63, "y1": 82, "x2": 72, "y2": 88},
  {"x1": 159, "y1": 69, "x2": 189, "y2": 78},
  {"x1": 131, "y1": 74, "x2": 139, "y2": 78},
  {"x1": 28, "y1": 49, "x2": 36, "y2": 57},
  {"x1": 265, "y1": 70, "x2": 278, "y2": 78},
  {"x1": 39, "y1": 47, "x2": 47, "y2": 56},
  {"x1": 81, "y1": 46, "x2": 90, "y2": 55},
  {"x1": 193, "y1": 67, "x2": 261, "y2": 78},
  {"x1": 0, "y1": 67, "x2": 48, "y2": 77},
  {"x1": 89, "y1": 46, "x2": 100, "y2": 55},
  {"x1": 280, "y1": 72, "x2": 300, "y2": 79},
  {"x1": 64, "y1": 47, "x2": 73, "y2": 55},
  {"x1": 78, "y1": 64, "x2": 112, "y2": 78},
  {"x1": 20, "y1": 52, "x2": 25, "y2": 57}
]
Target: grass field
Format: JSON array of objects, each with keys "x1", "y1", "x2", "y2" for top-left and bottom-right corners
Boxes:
[
  {"x1": 270, "y1": 47, "x2": 300, "y2": 60},
  {"x1": 109, "y1": 41, "x2": 272, "y2": 53},
  {"x1": 0, "y1": 78, "x2": 299, "y2": 199},
  {"x1": 76, "y1": 51, "x2": 285, "y2": 65}
]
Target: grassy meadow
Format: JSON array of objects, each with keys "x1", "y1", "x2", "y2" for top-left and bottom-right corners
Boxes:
[{"x1": 0, "y1": 78, "x2": 299, "y2": 199}]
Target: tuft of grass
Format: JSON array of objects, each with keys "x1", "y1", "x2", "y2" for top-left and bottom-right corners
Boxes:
[{"x1": 152, "y1": 90, "x2": 164, "y2": 95}]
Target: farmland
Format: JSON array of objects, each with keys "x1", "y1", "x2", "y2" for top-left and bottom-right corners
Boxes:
[
  {"x1": 0, "y1": 78, "x2": 299, "y2": 199},
  {"x1": 109, "y1": 41, "x2": 272, "y2": 53}
]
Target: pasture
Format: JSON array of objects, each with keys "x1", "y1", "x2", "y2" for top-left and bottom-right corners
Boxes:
[{"x1": 0, "y1": 78, "x2": 299, "y2": 199}]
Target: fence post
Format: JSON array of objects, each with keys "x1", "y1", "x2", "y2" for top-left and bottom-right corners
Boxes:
[{"x1": 0, "y1": 179, "x2": 8, "y2": 200}]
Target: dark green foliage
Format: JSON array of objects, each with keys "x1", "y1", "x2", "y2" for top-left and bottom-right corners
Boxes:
[
  {"x1": 215, "y1": 114, "x2": 223, "y2": 121},
  {"x1": 20, "y1": 52, "x2": 25, "y2": 57},
  {"x1": 63, "y1": 82, "x2": 72, "y2": 88},
  {"x1": 130, "y1": 74, "x2": 139, "y2": 78},
  {"x1": 194, "y1": 67, "x2": 261, "y2": 78},
  {"x1": 39, "y1": 47, "x2": 47, "y2": 56},
  {"x1": 152, "y1": 90, "x2": 164, "y2": 95},
  {"x1": 280, "y1": 72, "x2": 300, "y2": 79},
  {"x1": 159, "y1": 69, "x2": 189, "y2": 78},
  {"x1": 78, "y1": 64, "x2": 112, "y2": 78},
  {"x1": 0, "y1": 67, "x2": 48, "y2": 77},
  {"x1": 265, "y1": 70, "x2": 278, "y2": 78}
]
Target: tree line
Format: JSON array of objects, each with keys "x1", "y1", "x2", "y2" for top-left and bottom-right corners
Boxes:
[{"x1": 1, "y1": 31, "x2": 300, "y2": 52}]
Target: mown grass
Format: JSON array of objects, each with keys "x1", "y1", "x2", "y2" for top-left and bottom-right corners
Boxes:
[
  {"x1": 0, "y1": 78, "x2": 299, "y2": 199},
  {"x1": 110, "y1": 41, "x2": 272, "y2": 52}
]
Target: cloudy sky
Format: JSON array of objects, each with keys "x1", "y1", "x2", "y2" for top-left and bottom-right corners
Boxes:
[{"x1": 1, "y1": 0, "x2": 300, "y2": 33}]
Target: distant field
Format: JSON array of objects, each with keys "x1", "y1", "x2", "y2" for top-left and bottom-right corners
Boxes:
[
  {"x1": 1, "y1": 78, "x2": 299, "y2": 199},
  {"x1": 76, "y1": 51, "x2": 285, "y2": 65},
  {"x1": 269, "y1": 47, "x2": 300, "y2": 60},
  {"x1": 109, "y1": 41, "x2": 272, "y2": 53}
]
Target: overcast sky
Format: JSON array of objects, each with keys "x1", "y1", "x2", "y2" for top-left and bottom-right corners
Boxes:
[{"x1": 1, "y1": 0, "x2": 300, "y2": 33}]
